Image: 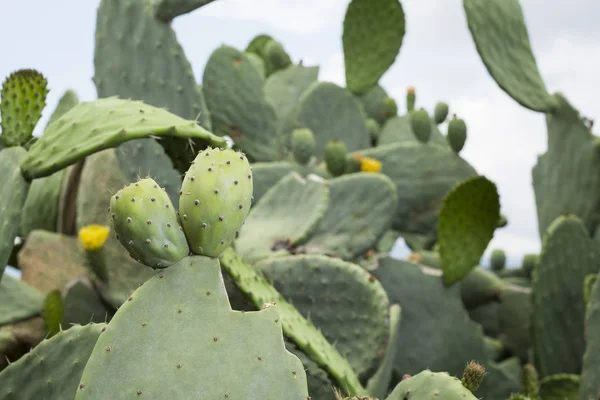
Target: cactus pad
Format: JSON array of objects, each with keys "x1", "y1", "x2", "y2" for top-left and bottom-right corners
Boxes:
[
  {"x1": 342, "y1": 0, "x2": 405, "y2": 94},
  {"x1": 580, "y1": 267, "x2": 600, "y2": 399},
  {"x1": 110, "y1": 178, "x2": 189, "y2": 268},
  {"x1": 538, "y1": 374, "x2": 580, "y2": 400},
  {"x1": 153, "y1": 0, "x2": 216, "y2": 21},
  {"x1": 0, "y1": 69, "x2": 48, "y2": 147},
  {"x1": 203, "y1": 45, "x2": 281, "y2": 161},
  {"x1": 235, "y1": 172, "x2": 329, "y2": 263},
  {"x1": 254, "y1": 254, "x2": 390, "y2": 378},
  {"x1": 20, "y1": 170, "x2": 65, "y2": 236},
  {"x1": 45, "y1": 90, "x2": 79, "y2": 129},
  {"x1": 0, "y1": 323, "x2": 106, "y2": 400},
  {"x1": 20, "y1": 97, "x2": 225, "y2": 180},
  {"x1": 463, "y1": 0, "x2": 556, "y2": 112},
  {"x1": 386, "y1": 370, "x2": 478, "y2": 400},
  {"x1": 75, "y1": 255, "x2": 310, "y2": 399},
  {"x1": 300, "y1": 172, "x2": 397, "y2": 260},
  {"x1": 179, "y1": 147, "x2": 253, "y2": 258},
  {"x1": 532, "y1": 214, "x2": 600, "y2": 377},
  {"x1": 0, "y1": 275, "x2": 43, "y2": 326},
  {"x1": 62, "y1": 278, "x2": 113, "y2": 326},
  {"x1": 0, "y1": 147, "x2": 29, "y2": 279},
  {"x1": 438, "y1": 176, "x2": 500, "y2": 286}
]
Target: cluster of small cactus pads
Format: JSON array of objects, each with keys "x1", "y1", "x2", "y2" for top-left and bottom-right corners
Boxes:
[{"x1": 0, "y1": 0, "x2": 599, "y2": 399}]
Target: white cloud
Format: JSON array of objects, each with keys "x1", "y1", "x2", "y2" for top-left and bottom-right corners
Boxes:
[{"x1": 200, "y1": 0, "x2": 347, "y2": 35}]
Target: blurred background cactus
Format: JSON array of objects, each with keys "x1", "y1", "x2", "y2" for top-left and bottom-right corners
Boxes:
[{"x1": 0, "y1": 0, "x2": 599, "y2": 399}]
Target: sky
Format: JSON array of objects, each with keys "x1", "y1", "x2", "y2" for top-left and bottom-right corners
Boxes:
[{"x1": 1, "y1": 0, "x2": 599, "y2": 267}]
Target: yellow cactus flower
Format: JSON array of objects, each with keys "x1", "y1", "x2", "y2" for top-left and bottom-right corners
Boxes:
[
  {"x1": 360, "y1": 157, "x2": 382, "y2": 173},
  {"x1": 407, "y1": 86, "x2": 416, "y2": 95},
  {"x1": 78, "y1": 224, "x2": 110, "y2": 251}
]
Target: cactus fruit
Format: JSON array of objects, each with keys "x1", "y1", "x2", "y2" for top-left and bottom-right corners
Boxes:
[
  {"x1": 521, "y1": 364, "x2": 539, "y2": 400},
  {"x1": 383, "y1": 97, "x2": 398, "y2": 119},
  {"x1": 409, "y1": 109, "x2": 432, "y2": 143},
  {"x1": 406, "y1": 86, "x2": 416, "y2": 112},
  {"x1": 491, "y1": 249, "x2": 507, "y2": 272},
  {"x1": 461, "y1": 361, "x2": 486, "y2": 392},
  {"x1": 110, "y1": 178, "x2": 190, "y2": 268},
  {"x1": 448, "y1": 115, "x2": 468, "y2": 153},
  {"x1": 387, "y1": 370, "x2": 479, "y2": 400},
  {"x1": 325, "y1": 140, "x2": 348, "y2": 177},
  {"x1": 264, "y1": 39, "x2": 292, "y2": 74},
  {"x1": 366, "y1": 118, "x2": 381, "y2": 143},
  {"x1": 179, "y1": 147, "x2": 253, "y2": 258},
  {"x1": 0, "y1": 69, "x2": 48, "y2": 147},
  {"x1": 434, "y1": 102, "x2": 450, "y2": 124},
  {"x1": 290, "y1": 128, "x2": 316, "y2": 165}
]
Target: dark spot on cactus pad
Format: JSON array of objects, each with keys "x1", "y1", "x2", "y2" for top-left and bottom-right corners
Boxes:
[
  {"x1": 208, "y1": 167, "x2": 212, "y2": 172},
  {"x1": 214, "y1": 189, "x2": 219, "y2": 194},
  {"x1": 230, "y1": 127, "x2": 243, "y2": 141},
  {"x1": 202, "y1": 223, "x2": 207, "y2": 228},
  {"x1": 79, "y1": 384, "x2": 84, "y2": 389},
  {"x1": 194, "y1": 199, "x2": 199, "y2": 205},
  {"x1": 183, "y1": 214, "x2": 188, "y2": 220},
  {"x1": 226, "y1": 161, "x2": 231, "y2": 165},
  {"x1": 219, "y1": 216, "x2": 224, "y2": 221},
  {"x1": 234, "y1": 180, "x2": 238, "y2": 185},
  {"x1": 190, "y1": 176, "x2": 195, "y2": 181},
  {"x1": 206, "y1": 291, "x2": 211, "y2": 296},
  {"x1": 271, "y1": 239, "x2": 293, "y2": 252},
  {"x1": 177, "y1": 364, "x2": 182, "y2": 369},
  {"x1": 130, "y1": 198, "x2": 135, "y2": 202},
  {"x1": 141, "y1": 322, "x2": 147, "y2": 327},
  {"x1": 213, "y1": 337, "x2": 218, "y2": 342},
  {"x1": 167, "y1": 223, "x2": 171, "y2": 228},
  {"x1": 146, "y1": 219, "x2": 152, "y2": 225},
  {"x1": 137, "y1": 389, "x2": 143, "y2": 395},
  {"x1": 145, "y1": 239, "x2": 150, "y2": 244},
  {"x1": 258, "y1": 356, "x2": 262, "y2": 361},
  {"x1": 151, "y1": 197, "x2": 156, "y2": 202},
  {"x1": 105, "y1": 345, "x2": 111, "y2": 352}
]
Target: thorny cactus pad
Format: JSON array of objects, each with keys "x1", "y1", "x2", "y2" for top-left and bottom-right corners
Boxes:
[
  {"x1": 0, "y1": 69, "x2": 48, "y2": 147},
  {"x1": 110, "y1": 178, "x2": 190, "y2": 268},
  {"x1": 179, "y1": 147, "x2": 253, "y2": 258}
]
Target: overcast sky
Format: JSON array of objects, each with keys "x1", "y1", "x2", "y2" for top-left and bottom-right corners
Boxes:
[{"x1": 2, "y1": 0, "x2": 599, "y2": 266}]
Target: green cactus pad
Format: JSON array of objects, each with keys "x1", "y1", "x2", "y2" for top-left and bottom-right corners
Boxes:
[
  {"x1": 62, "y1": 278, "x2": 113, "y2": 326},
  {"x1": 349, "y1": 142, "x2": 477, "y2": 233},
  {"x1": 532, "y1": 214, "x2": 600, "y2": 377},
  {"x1": 42, "y1": 290, "x2": 63, "y2": 338},
  {"x1": 409, "y1": 109, "x2": 432, "y2": 143},
  {"x1": 0, "y1": 275, "x2": 43, "y2": 326},
  {"x1": 94, "y1": 0, "x2": 213, "y2": 171},
  {"x1": 203, "y1": 45, "x2": 281, "y2": 162},
  {"x1": 17, "y1": 230, "x2": 88, "y2": 293},
  {"x1": 264, "y1": 65, "x2": 319, "y2": 132},
  {"x1": 0, "y1": 147, "x2": 30, "y2": 279},
  {"x1": 291, "y1": 128, "x2": 316, "y2": 165},
  {"x1": 342, "y1": 0, "x2": 405, "y2": 94},
  {"x1": 45, "y1": 89, "x2": 79, "y2": 129},
  {"x1": 263, "y1": 39, "x2": 292, "y2": 75},
  {"x1": 434, "y1": 102, "x2": 450, "y2": 124},
  {"x1": 522, "y1": 254, "x2": 538, "y2": 277},
  {"x1": 378, "y1": 115, "x2": 448, "y2": 147},
  {"x1": 75, "y1": 255, "x2": 310, "y2": 399},
  {"x1": 584, "y1": 273, "x2": 598, "y2": 307},
  {"x1": 0, "y1": 69, "x2": 48, "y2": 147},
  {"x1": 219, "y1": 248, "x2": 366, "y2": 396},
  {"x1": 179, "y1": 147, "x2": 253, "y2": 258},
  {"x1": 76, "y1": 149, "x2": 156, "y2": 308},
  {"x1": 366, "y1": 304, "x2": 401, "y2": 399},
  {"x1": 285, "y1": 341, "x2": 337, "y2": 399},
  {"x1": 460, "y1": 266, "x2": 505, "y2": 309},
  {"x1": 406, "y1": 87, "x2": 416, "y2": 112},
  {"x1": 581, "y1": 274, "x2": 600, "y2": 399},
  {"x1": 235, "y1": 172, "x2": 329, "y2": 264},
  {"x1": 438, "y1": 176, "x2": 500, "y2": 286},
  {"x1": 254, "y1": 254, "x2": 390, "y2": 379},
  {"x1": 463, "y1": 0, "x2": 556, "y2": 112},
  {"x1": 300, "y1": 173, "x2": 397, "y2": 260},
  {"x1": 0, "y1": 323, "x2": 105, "y2": 400},
  {"x1": 532, "y1": 95, "x2": 600, "y2": 237},
  {"x1": 153, "y1": 0, "x2": 216, "y2": 21},
  {"x1": 538, "y1": 374, "x2": 580, "y2": 400},
  {"x1": 447, "y1": 116, "x2": 468, "y2": 153},
  {"x1": 250, "y1": 161, "x2": 298, "y2": 203},
  {"x1": 19, "y1": 170, "x2": 65, "y2": 237},
  {"x1": 110, "y1": 178, "x2": 190, "y2": 268},
  {"x1": 290, "y1": 82, "x2": 370, "y2": 160},
  {"x1": 20, "y1": 97, "x2": 224, "y2": 180},
  {"x1": 386, "y1": 370, "x2": 478, "y2": 400},
  {"x1": 498, "y1": 284, "x2": 532, "y2": 361}
]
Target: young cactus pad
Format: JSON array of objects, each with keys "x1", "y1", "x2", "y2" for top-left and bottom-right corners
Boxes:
[
  {"x1": 179, "y1": 147, "x2": 253, "y2": 258},
  {"x1": 110, "y1": 178, "x2": 190, "y2": 268},
  {"x1": 0, "y1": 69, "x2": 48, "y2": 147},
  {"x1": 19, "y1": 97, "x2": 226, "y2": 180},
  {"x1": 386, "y1": 370, "x2": 479, "y2": 400},
  {"x1": 75, "y1": 256, "x2": 310, "y2": 399}
]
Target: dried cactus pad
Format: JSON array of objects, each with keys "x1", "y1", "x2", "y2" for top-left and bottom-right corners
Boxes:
[
  {"x1": 0, "y1": 323, "x2": 106, "y2": 400},
  {"x1": 75, "y1": 255, "x2": 309, "y2": 399},
  {"x1": 0, "y1": 69, "x2": 48, "y2": 147},
  {"x1": 20, "y1": 97, "x2": 226, "y2": 180}
]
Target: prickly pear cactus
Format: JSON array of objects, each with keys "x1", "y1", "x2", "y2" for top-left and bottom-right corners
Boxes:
[
  {"x1": 0, "y1": 323, "x2": 106, "y2": 400},
  {"x1": 581, "y1": 275, "x2": 600, "y2": 399},
  {"x1": 110, "y1": 178, "x2": 190, "y2": 268},
  {"x1": 20, "y1": 97, "x2": 225, "y2": 180},
  {"x1": 179, "y1": 147, "x2": 253, "y2": 258},
  {"x1": 386, "y1": 370, "x2": 478, "y2": 400},
  {"x1": 0, "y1": 147, "x2": 30, "y2": 279},
  {"x1": 0, "y1": 69, "x2": 48, "y2": 147},
  {"x1": 0, "y1": 275, "x2": 43, "y2": 326},
  {"x1": 75, "y1": 256, "x2": 310, "y2": 399},
  {"x1": 342, "y1": 0, "x2": 405, "y2": 94}
]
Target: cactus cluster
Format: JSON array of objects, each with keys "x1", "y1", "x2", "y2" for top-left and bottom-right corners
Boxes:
[{"x1": 1, "y1": 0, "x2": 599, "y2": 399}]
